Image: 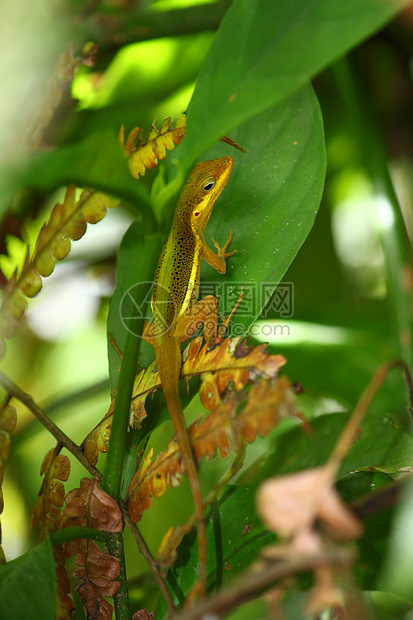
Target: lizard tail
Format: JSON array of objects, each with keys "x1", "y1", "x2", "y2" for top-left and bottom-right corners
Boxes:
[{"x1": 154, "y1": 337, "x2": 207, "y2": 595}]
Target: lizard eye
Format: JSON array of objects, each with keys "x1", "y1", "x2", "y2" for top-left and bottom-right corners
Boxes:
[{"x1": 203, "y1": 179, "x2": 215, "y2": 192}]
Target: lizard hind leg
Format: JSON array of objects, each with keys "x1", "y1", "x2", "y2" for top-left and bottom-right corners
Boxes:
[
  {"x1": 175, "y1": 288, "x2": 244, "y2": 343},
  {"x1": 175, "y1": 295, "x2": 220, "y2": 343}
]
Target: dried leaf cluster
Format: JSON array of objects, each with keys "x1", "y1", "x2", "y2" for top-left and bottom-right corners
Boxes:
[
  {"x1": 83, "y1": 336, "x2": 286, "y2": 466},
  {"x1": 0, "y1": 187, "x2": 119, "y2": 359},
  {"x1": 63, "y1": 478, "x2": 123, "y2": 620},
  {"x1": 127, "y1": 377, "x2": 294, "y2": 525},
  {"x1": 119, "y1": 114, "x2": 186, "y2": 179},
  {"x1": 256, "y1": 407, "x2": 366, "y2": 616},
  {"x1": 129, "y1": 377, "x2": 295, "y2": 572},
  {"x1": 31, "y1": 459, "x2": 125, "y2": 620}
]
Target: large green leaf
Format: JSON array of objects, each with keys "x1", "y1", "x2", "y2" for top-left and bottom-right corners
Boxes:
[
  {"x1": 199, "y1": 84, "x2": 326, "y2": 331},
  {"x1": 266, "y1": 337, "x2": 408, "y2": 426},
  {"x1": 155, "y1": 484, "x2": 275, "y2": 618},
  {"x1": 180, "y1": 0, "x2": 410, "y2": 164},
  {"x1": 0, "y1": 538, "x2": 56, "y2": 620},
  {"x1": 249, "y1": 409, "x2": 413, "y2": 483}
]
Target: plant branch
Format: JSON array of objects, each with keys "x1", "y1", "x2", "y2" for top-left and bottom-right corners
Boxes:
[
  {"x1": 326, "y1": 359, "x2": 412, "y2": 480},
  {"x1": 328, "y1": 360, "x2": 402, "y2": 473},
  {"x1": 80, "y1": 0, "x2": 232, "y2": 54},
  {"x1": 106, "y1": 531, "x2": 130, "y2": 619},
  {"x1": 102, "y1": 234, "x2": 163, "y2": 619},
  {"x1": 12, "y1": 378, "x2": 109, "y2": 448},
  {"x1": 0, "y1": 370, "x2": 102, "y2": 483}
]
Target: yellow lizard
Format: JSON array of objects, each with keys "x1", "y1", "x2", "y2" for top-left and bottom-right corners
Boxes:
[{"x1": 143, "y1": 155, "x2": 235, "y2": 595}]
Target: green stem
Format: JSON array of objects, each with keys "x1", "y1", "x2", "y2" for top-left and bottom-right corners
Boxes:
[
  {"x1": 101, "y1": 285, "x2": 150, "y2": 620},
  {"x1": 106, "y1": 532, "x2": 130, "y2": 619},
  {"x1": 102, "y1": 235, "x2": 163, "y2": 619},
  {"x1": 102, "y1": 279, "x2": 154, "y2": 498}
]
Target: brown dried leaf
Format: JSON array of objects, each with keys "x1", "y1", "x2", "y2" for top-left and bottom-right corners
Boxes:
[
  {"x1": 132, "y1": 611, "x2": 155, "y2": 620},
  {"x1": 184, "y1": 336, "x2": 286, "y2": 410},
  {"x1": 82, "y1": 361, "x2": 157, "y2": 465},
  {"x1": 74, "y1": 546, "x2": 120, "y2": 619},
  {"x1": 63, "y1": 478, "x2": 122, "y2": 533},
  {"x1": 257, "y1": 466, "x2": 362, "y2": 546},
  {"x1": 0, "y1": 403, "x2": 16, "y2": 472},
  {"x1": 63, "y1": 479, "x2": 122, "y2": 620},
  {"x1": 127, "y1": 376, "x2": 294, "y2": 522},
  {"x1": 82, "y1": 403, "x2": 114, "y2": 467},
  {"x1": 56, "y1": 561, "x2": 76, "y2": 620}
]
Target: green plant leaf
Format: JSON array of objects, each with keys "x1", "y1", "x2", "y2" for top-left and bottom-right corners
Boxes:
[
  {"x1": 181, "y1": 0, "x2": 410, "y2": 164},
  {"x1": 1, "y1": 130, "x2": 151, "y2": 220},
  {"x1": 155, "y1": 484, "x2": 274, "y2": 617},
  {"x1": 0, "y1": 538, "x2": 56, "y2": 620},
  {"x1": 248, "y1": 409, "x2": 413, "y2": 484},
  {"x1": 337, "y1": 471, "x2": 395, "y2": 589},
  {"x1": 268, "y1": 337, "x2": 408, "y2": 426},
  {"x1": 199, "y1": 84, "x2": 326, "y2": 333}
]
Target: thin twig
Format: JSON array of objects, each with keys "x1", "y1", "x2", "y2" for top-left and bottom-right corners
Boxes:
[
  {"x1": 175, "y1": 549, "x2": 354, "y2": 620},
  {"x1": 158, "y1": 445, "x2": 247, "y2": 570},
  {"x1": 122, "y1": 506, "x2": 176, "y2": 615},
  {"x1": 328, "y1": 360, "x2": 403, "y2": 475},
  {"x1": 0, "y1": 370, "x2": 102, "y2": 483}
]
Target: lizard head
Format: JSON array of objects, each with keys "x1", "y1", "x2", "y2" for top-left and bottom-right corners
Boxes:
[{"x1": 181, "y1": 156, "x2": 233, "y2": 232}]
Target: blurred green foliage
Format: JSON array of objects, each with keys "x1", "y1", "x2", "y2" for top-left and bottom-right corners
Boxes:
[{"x1": 1, "y1": 0, "x2": 413, "y2": 618}]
